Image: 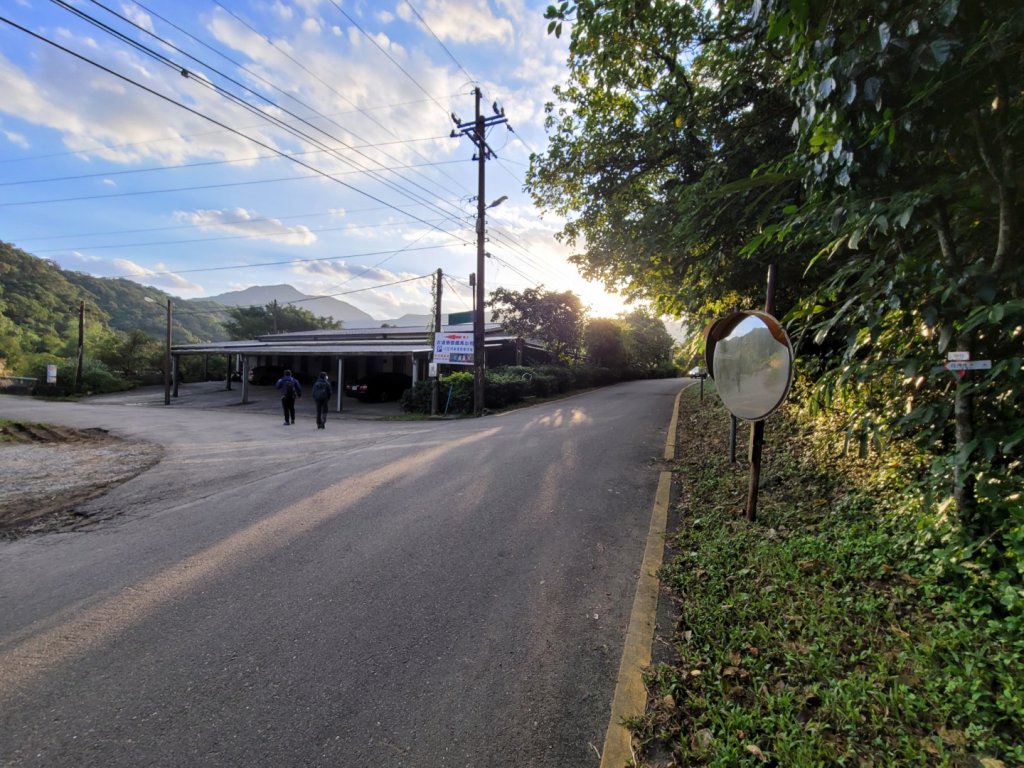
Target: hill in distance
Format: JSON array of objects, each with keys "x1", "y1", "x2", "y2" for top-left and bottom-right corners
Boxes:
[{"x1": 203, "y1": 285, "x2": 441, "y2": 329}]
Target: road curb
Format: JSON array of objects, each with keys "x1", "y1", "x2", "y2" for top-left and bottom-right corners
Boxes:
[{"x1": 599, "y1": 386, "x2": 684, "y2": 767}]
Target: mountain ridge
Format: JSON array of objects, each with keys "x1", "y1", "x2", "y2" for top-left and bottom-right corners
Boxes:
[{"x1": 203, "y1": 284, "x2": 436, "y2": 329}]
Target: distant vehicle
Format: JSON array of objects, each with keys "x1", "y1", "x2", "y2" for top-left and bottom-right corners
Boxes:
[
  {"x1": 344, "y1": 372, "x2": 412, "y2": 402},
  {"x1": 248, "y1": 366, "x2": 316, "y2": 386},
  {"x1": 248, "y1": 365, "x2": 285, "y2": 385}
]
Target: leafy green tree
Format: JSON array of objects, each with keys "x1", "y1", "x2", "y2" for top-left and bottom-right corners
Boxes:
[
  {"x1": 97, "y1": 329, "x2": 160, "y2": 378},
  {"x1": 759, "y1": 0, "x2": 1024, "y2": 535},
  {"x1": 488, "y1": 287, "x2": 586, "y2": 364},
  {"x1": 534, "y1": 0, "x2": 1023, "y2": 540},
  {"x1": 223, "y1": 302, "x2": 340, "y2": 340},
  {"x1": 530, "y1": 1, "x2": 803, "y2": 326},
  {"x1": 621, "y1": 308, "x2": 677, "y2": 374},
  {"x1": 584, "y1": 317, "x2": 628, "y2": 369}
]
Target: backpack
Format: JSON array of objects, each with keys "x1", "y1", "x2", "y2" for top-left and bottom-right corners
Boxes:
[
  {"x1": 282, "y1": 379, "x2": 296, "y2": 399},
  {"x1": 312, "y1": 379, "x2": 330, "y2": 401}
]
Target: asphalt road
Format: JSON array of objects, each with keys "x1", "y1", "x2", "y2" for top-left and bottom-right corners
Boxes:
[{"x1": 0, "y1": 378, "x2": 686, "y2": 767}]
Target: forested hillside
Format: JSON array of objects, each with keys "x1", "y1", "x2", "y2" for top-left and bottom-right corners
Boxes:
[{"x1": 0, "y1": 241, "x2": 228, "y2": 385}]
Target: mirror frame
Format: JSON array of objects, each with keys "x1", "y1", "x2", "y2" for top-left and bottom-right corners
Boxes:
[{"x1": 704, "y1": 310, "x2": 794, "y2": 421}]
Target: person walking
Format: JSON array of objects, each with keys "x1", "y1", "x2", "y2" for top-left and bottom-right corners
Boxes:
[
  {"x1": 311, "y1": 371, "x2": 332, "y2": 430},
  {"x1": 275, "y1": 369, "x2": 302, "y2": 425}
]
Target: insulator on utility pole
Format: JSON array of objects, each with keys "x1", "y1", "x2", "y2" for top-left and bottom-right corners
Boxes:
[{"x1": 450, "y1": 88, "x2": 508, "y2": 415}]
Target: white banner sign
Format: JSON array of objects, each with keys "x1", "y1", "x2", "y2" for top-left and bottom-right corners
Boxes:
[
  {"x1": 944, "y1": 360, "x2": 992, "y2": 371},
  {"x1": 434, "y1": 333, "x2": 474, "y2": 365}
]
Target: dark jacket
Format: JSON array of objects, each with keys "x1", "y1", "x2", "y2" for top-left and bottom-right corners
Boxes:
[
  {"x1": 312, "y1": 377, "x2": 332, "y2": 401},
  {"x1": 275, "y1": 375, "x2": 302, "y2": 399}
]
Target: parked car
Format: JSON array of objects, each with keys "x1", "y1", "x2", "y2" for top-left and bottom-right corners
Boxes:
[
  {"x1": 344, "y1": 372, "x2": 412, "y2": 402},
  {"x1": 248, "y1": 365, "x2": 285, "y2": 385}
]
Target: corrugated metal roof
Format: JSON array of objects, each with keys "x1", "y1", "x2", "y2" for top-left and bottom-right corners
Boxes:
[
  {"x1": 172, "y1": 323, "x2": 541, "y2": 357},
  {"x1": 173, "y1": 341, "x2": 433, "y2": 356}
]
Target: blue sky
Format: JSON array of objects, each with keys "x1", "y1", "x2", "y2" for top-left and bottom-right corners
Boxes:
[{"x1": 0, "y1": 0, "x2": 638, "y2": 321}]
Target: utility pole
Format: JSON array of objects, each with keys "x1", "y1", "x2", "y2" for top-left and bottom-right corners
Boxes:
[
  {"x1": 451, "y1": 88, "x2": 508, "y2": 415},
  {"x1": 163, "y1": 298, "x2": 172, "y2": 406},
  {"x1": 75, "y1": 300, "x2": 84, "y2": 391},
  {"x1": 431, "y1": 268, "x2": 443, "y2": 416}
]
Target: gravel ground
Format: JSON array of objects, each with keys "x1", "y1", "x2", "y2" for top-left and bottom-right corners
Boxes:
[{"x1": 0, "y1": 424, "x2": 162, "y2": 536}]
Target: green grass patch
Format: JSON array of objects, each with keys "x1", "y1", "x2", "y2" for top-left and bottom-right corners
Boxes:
[{"x1": 632, "y1": 387, "x2": 1023, "y2": 767}]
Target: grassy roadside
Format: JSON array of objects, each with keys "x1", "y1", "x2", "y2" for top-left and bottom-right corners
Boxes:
[{"x1": 631, "y1": 385, "x2": 1022, "y2": 767}]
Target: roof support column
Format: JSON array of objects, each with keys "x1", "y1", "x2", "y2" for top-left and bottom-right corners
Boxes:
[
  {"x1": 241, "y1": 355, "x2": 250, "y2": 404},
  {"x1": 335, "y1": 357, "x2": 344, "y2": 413}
]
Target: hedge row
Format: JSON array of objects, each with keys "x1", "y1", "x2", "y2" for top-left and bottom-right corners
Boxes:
[{"x1": 400, "y1": 364, "x2": 678, "y2": 415}]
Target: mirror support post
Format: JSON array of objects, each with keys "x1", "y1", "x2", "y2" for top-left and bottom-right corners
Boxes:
[
  {"x1": 729, "y1": 415, "x2": 738, "y2": 464},
  {"x1": 746, "y1": 264, "x2": 779, "y2": 522}
]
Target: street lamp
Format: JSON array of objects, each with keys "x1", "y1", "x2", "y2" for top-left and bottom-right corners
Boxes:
[{"x1": 145, "y1": 296, "x2": 172, "y2": 405}]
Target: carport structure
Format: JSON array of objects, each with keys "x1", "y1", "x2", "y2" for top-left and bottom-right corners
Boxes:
[{"x1": 169, "y1": 323, "x2": 527, "y2": 411}]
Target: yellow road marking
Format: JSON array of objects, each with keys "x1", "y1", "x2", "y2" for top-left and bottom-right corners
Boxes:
[{"x1": 600, "y1": 386, "x2": 682, "y2": 767}]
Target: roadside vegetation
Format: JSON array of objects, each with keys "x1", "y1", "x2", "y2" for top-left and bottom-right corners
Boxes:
[{"x1": 632, "y1": 384, "x2": 1022, "y2": 766}]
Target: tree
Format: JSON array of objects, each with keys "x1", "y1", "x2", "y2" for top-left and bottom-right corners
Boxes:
[
  {"x1": 759, "y1": 0, "x2": 1024, "y2": 535},
  {"x1": 621, "y1": 309, "x2": 676, "y2": 374},
  {"x1": 584, "y1": 317, "x2": 628, "y2": 369},
  {"x1": 223, "y1": 302, "x2": 340, "y2": 340},
  {"x1": 530, "y1": 1, "x2": 804, "y2": 327},
  {"x1": 97, "y1": 329, "x2": 159, "y2": 378},
  {"x1": 488, "y1": 287, "x2": 587, "y2": 364},
  {"x1": 534, "y1": 0, "x2": 1023, "y2": 540}
]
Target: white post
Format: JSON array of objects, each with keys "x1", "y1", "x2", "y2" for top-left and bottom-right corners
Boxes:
[{"x1": 336, "y1": 358, "x2": 344, "y2": 412}]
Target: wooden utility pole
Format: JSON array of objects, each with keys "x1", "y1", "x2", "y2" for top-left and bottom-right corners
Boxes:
[
  {"x1": 431, "y1": 268, "x2": 443, "y2": 416},
  {"x1": 163, "y1": 298, "x2": 172, "y2": 406},
  {"x1": 75, "y1": 300, "x2": 84, "y2": 391},
  {"x1": 451, "y1": 89, "x2": 508, "y2": 415}
]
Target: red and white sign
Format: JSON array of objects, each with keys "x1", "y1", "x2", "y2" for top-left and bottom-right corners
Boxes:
[{"x1": 434, "y1": 333, "x2": 474, "y2": 365}]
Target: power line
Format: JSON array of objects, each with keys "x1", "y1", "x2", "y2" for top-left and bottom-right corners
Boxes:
[
  {"x1": 49, "y1": 0, "x2": 473, "y2": 233},
  {"x1": 0, "y1": 144, "x2": 458, "y2": 187},
  {"x1": 0, "y1": 15, "x2": 471, "y2": 245},
  {"x1": 321, "y1": 0, "x2": 453, "y2": 122},
  {"x1": 0, "y1": 160, "x2": 467, "y2": 204},
  {"x1": 206, "y1": 0, "x2": 473, "y2": 205},
  {"x1": 402, "y1": 1, "x2": 476, "y2": 86},
  {"x1": 29, "y1": 216, "x2": 452, "y2": 254},
  {"x1": 106, "y1": 243, "x2": 460, "y2": 278},
  {"x1": 8, "y1": 201, "x2": 449, "y2": 243},
  {"x1": 0, "y1": 113, "x2": 451, "y2": 167}
]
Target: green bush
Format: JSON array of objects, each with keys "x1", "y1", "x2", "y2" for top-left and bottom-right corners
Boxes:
[
  {"x1": 28, "y1": 357, "x2": 129, "y2": 396},
  {"x1": 400, "y1": 379, "x2": 434, "y2": 413},
  {"x1": 438, "y1": 371, "x2": 474, "y2": 414}
]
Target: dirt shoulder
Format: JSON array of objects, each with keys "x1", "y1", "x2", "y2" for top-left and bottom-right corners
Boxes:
[{"x1": 0, "y1": 421, "x2": 163, "y2": 537}]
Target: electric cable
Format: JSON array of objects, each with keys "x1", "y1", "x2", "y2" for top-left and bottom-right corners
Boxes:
[
  {"x1": 51, "y1": 0, "x2": 475, "y2": 234},
  {"x1": 0, "y1": 15, "x2": 472, "y2": 246}
]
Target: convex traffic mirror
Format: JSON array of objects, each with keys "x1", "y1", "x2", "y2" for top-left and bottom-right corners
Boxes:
[{"x1": 704, "y1": 311, "x2": 794, "y2": 421}]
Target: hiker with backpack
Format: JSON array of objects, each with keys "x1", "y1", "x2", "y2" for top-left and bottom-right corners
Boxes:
[
  {"x1": 312, "y1": 371, "x2": 332, "y2": 430},
  {"x1": 275, "y1": 369, "x2": 302, "y2": 425}
]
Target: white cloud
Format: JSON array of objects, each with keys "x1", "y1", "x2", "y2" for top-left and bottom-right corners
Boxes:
[
  {"x1": 302, "y1": 17, "x2": 322, "y2": 35},
  {"x1": 69, "y1": 251, "x2": 103, "y2": 263},
  {"x1": 406, "y1": 0, "x2": 515, "y2": 46},
  {"x1": 111, "y1": 258, "x2": 203, "y2": 294},
  {"x1": 3, "y1": 129, "x2": 29, "y2": 148},
  {"x1": 176, "y1": 208, "x2": 318, "y2": 246},
  {"x1": 121, "y1": 4, "x2": 155, "y2": 33},
  {"x1": 0, "y1": 32, "x2": 286, "y2": 169},
  {"x1": 291, "y1": 259, "x2": 435, "y2": 318},
  {"x1": 272, "y1": 2, "x2": 294, "y2": 21}
]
